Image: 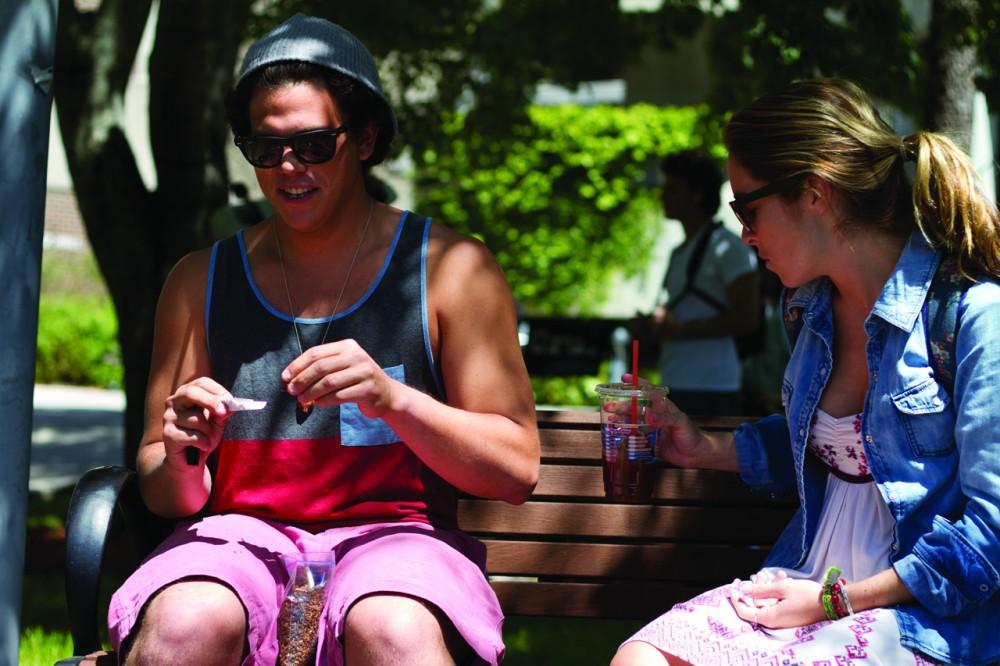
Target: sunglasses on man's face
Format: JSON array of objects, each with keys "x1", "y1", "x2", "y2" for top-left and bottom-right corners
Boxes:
[
  {"x1": 728, "y1": 174, "x2": 804, "y2": 232},
  {"x1": 234, "y1": 126, "x2": 350, "y2": 169}
]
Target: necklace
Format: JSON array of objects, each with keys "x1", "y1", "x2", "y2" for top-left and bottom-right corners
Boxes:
[{"x1": 274, "y1": 199, "x2": 375, "y2": 405}]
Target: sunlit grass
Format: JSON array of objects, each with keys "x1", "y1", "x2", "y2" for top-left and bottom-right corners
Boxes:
[
  {"x1": 19, "y1": 627, "x2": 72, "y2": 666},
  {"x1": 21, "y1": 572, "x2": 117, "y2": 663}
]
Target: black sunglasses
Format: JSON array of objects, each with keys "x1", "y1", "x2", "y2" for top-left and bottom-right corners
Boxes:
[
  {"x1": 234, "y1": 126, "x2": 350, "y2": 168},
  {"x1": 729, "y1": 174, "x2": 804, "y2": 232}
]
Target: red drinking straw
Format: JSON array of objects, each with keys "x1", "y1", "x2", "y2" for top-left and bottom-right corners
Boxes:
[{"x1": 631, "y1": 339, "x2": 639, "y2": 425}]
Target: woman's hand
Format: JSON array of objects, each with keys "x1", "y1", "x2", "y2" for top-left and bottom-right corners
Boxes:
[
  {"x1": 731, "y1": 570, "x2": 828, "y2": 629},
  {"x1": 162, "y1": 377, "x2": 233, "y2": 468},
  {"x1": 282, "y1": 338, "x2": 401, "y2": 418},
  {"x1": 622, "y1": 373, "x2": 720, "y2": 469}
]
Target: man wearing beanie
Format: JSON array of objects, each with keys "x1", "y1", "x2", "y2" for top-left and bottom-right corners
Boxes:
[{"x1": 101, "y1": 15, "x2": 538, "y2": 665}]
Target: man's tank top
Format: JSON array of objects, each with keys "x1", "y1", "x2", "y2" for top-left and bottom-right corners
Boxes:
[{"x1": 205, "y1": 211, "x2": 457, "y2": 531}]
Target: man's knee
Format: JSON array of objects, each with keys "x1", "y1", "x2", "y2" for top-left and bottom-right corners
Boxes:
[
  {"x1": 344, "y1": 594, "x2": 461, "y2": 659},
  {"x1": 125, "y1": 580, "x2": 246, "y2": 664}
]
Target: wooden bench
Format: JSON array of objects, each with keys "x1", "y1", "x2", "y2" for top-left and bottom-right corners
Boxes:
[
  {"x1": 57, "y1": 408, "x2": 796, "y2": 659},
  {"x1": 461, "y1": 409, "x2": 796, "y2": 620}
]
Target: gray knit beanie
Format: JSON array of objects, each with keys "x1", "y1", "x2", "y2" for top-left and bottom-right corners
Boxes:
[{"x1": 237, "y1": 14, "x2": 397, "y2": 146}]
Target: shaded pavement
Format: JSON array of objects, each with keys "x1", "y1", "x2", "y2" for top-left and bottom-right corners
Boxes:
[{"x1": 30, "y1": 384, "x2": 125, "y2": 494}]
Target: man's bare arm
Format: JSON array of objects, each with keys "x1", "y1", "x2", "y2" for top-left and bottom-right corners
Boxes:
[
  {"x1": 135, "y1": 251, "x2": 222, "y2": 517},
  {"x1": 377, "y1": 227, "x2": 540, "y2": 503}
]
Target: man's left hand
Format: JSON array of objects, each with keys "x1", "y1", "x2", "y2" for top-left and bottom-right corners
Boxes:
[{"x1": 281, "y1": 338, "x2": 400, "y2": 418}]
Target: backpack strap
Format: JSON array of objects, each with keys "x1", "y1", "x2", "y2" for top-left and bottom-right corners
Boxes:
[
  {"x1": 924, "y1": 255, "x2": 970, "y2": 395},
  {"x1": 781, "y1": 256, "x2": 968, "y2": 396},
  {"x1": 781, "y1": 287, "x2": 804, "y2": 350},
  {"x1": 667, "y1": 221, "x2": 723, "y2": 310}
]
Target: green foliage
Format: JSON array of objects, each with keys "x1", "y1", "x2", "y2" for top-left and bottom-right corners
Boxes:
[
  {"x1": 21, "y1": 574, "x2": 71, "y2": 634},
  {"x1": 418, "y1": 104, "x2": 724, "y2": 314},
  {"x1": 706, "y1": 0, "x2": 922, "y2": 116},
  {"x1": 20, "y1": 571, "x2": 118, "y2": 662},
  {"x1": 35, "y1": 294, "x2": 123, "y2": 389},
  {"x1": 19, "y1": 628, "x2": 73, "y2": 666},
  {"x1": 532, "y1": 374, "x2": 603, "y2": 408},
  {"x1": 257, "y1": 1, "x2": 707, "y2": 160},
  {"x1": 530, "y1": 360, "x2": 662, "y2": 406},
  {"x1": 36, "y1": 248, "x2": 121, "y2": 388},
  {"x1": 256, "y1": 1, "x2": 1000, "y2": 150},
  {"x1": 973, "y1": 1, "x2": 1000, "y2": 111},
  {"x1": 40, "y1": 249, "x2": 108, "y2": 298}
]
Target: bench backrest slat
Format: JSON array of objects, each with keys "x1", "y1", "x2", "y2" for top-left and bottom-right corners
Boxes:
[
  {"x1": 462, "y1": 408, "x2": 797, "y2": 619},
  {"x1": 459, "y1": 500, "x2": 791, "y2": 543},
  {"x1": 532, "y1": 464, "x2": 791, "y2": 504}
]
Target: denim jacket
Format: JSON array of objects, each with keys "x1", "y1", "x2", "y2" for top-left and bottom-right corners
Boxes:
[{"x1": 733, "y1": 232, "x2": 1000, "y2": 666}]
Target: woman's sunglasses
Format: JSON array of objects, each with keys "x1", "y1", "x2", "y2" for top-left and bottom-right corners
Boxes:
[
  {"x1": 234, "y1": 126, "x2": 350, "y2": 168},
  {"x1": 728, "y1": 174, "x2": 804, "y2": 232}
]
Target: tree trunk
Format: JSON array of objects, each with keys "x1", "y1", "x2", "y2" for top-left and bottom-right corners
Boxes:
[
  {"x1": 924, "y1": 0, "x2": 977, "y2": 151},
  {"x1": 54, "y1": 0, "x2": 251, "y2": 467}
]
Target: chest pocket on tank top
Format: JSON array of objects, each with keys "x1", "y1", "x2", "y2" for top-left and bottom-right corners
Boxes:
[{"x1": 340, "y1": 364, "x2": 406, "y2": 446}]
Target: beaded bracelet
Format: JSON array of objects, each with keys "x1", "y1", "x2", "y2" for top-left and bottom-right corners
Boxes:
[
  {"x1": 820, "y1": 566, "x2": 841, "y2": 620},
  {"x1": 839, "y1": 578, "x2": 855, "y2": 616},
  {"x1": 820, "y1": 565, "x2": 854, "y2": 620}
]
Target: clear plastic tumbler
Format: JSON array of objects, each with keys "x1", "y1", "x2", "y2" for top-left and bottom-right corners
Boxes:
[{"x1": 595, "y1": 382, "x2": 669, "y2": 502}]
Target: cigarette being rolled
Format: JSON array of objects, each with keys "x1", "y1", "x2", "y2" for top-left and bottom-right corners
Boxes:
[{"x1": 222, "y1": 396, "x2": 267, "y2": 412}]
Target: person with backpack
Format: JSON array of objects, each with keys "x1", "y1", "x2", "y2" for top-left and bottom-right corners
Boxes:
[
  {"x1": 640, "y1": 150, "x2": 761, "y2": 416},
  {"x1": 612, "y1": 78, "x2": 1000, "y2": 666}
]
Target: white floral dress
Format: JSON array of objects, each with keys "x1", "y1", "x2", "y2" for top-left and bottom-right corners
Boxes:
[{"x1": 621, "y1": 410, "x2": 945, "y2": 665}]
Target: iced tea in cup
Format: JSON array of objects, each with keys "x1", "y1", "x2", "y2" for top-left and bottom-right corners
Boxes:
[{"x1": 595, "y1": 383, "x2": 668, "y2": 502}]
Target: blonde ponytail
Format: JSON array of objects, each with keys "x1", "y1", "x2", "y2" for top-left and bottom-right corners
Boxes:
[{"x1": 909, "y1": 132, "x2": 1000, "y2": 280}]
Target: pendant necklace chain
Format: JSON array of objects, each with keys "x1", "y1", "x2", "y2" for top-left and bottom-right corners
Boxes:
[{"x1": 274, "y1": 198, "x2": 375, "y2": 357}]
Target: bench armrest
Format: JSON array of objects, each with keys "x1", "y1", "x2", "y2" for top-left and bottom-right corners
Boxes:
[{"x1": 62, "y1": 464, "x2": 176, "y2": 657}]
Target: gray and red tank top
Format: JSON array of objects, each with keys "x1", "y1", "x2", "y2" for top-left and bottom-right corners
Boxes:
[{"x1": 204, "y1": 212, "x2": 456, "y2": 530}]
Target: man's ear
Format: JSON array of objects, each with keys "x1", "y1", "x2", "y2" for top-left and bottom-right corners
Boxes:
[{"x1": 357, "y1": 122, "x2": 378, "y2": 162}]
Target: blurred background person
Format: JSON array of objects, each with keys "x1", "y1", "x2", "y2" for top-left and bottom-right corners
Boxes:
[{"x1": 638, "y1": 150, "x2": 760, "y2": 416}]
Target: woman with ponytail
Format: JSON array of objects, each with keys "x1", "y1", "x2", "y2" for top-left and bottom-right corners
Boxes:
[{"x1": 612, "y1": 79, "x2": 1000, "y2": 666}]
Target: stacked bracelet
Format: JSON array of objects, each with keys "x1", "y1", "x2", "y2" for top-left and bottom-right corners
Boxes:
[{"x1": 820, "y1": 565, "x2": 854, "y2": 620}]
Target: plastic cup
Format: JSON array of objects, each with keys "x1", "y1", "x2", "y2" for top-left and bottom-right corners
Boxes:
[
  {"x1": 595, "y1": 383, "x2": 669, "y2": 502},
  {"x1": 277, "y1": 551, "x2": 336, "y2": 666}
]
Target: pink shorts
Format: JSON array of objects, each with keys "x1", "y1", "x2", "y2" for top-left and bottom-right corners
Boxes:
[{"x1": 108, "y1": 514, "x2": 504, "y2": 665}]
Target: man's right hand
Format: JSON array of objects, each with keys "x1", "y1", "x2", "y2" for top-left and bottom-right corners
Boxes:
[{"x1": 162, "y1": 377, "x2": 233, "y2": 468}]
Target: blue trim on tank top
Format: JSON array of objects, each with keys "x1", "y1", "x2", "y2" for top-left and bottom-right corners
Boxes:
[
  {"x1": 420, "y1": 217, "x2": 446, "y2": 397},
  {"x1": 234, "y1": 212, "x2": 409, "y2": 324},
  {"x1": 205, "y1": 241, "x2": 220, "y2": 357}
]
